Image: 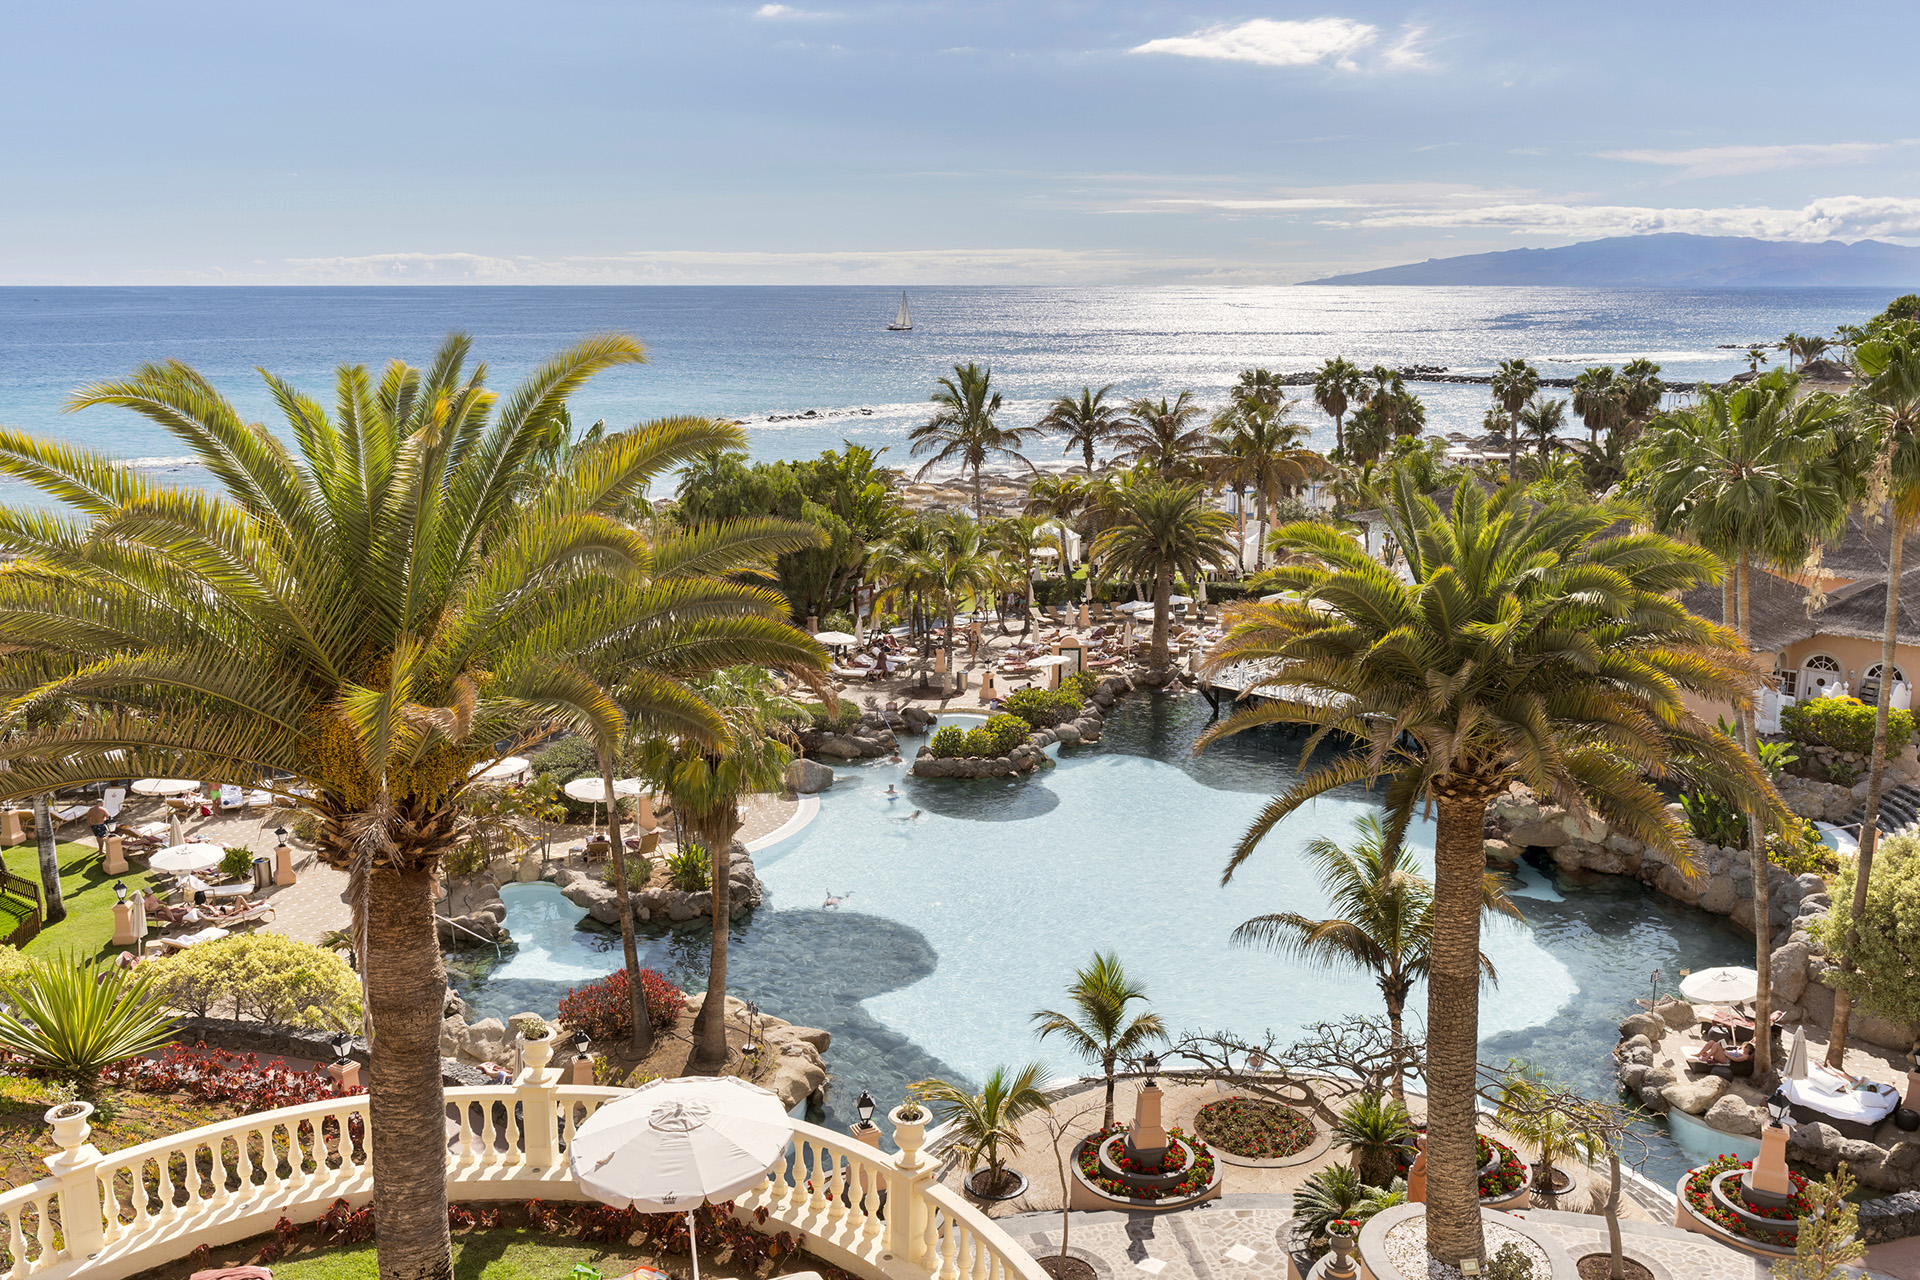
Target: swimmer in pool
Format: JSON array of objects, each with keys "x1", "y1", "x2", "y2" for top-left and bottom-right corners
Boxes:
[
  {"x1": 823, "y1": 889, "x2": 853, "y2": 909},
  {"x1": 884, "y1": 784, "x2": 900, "y2": 799},
  {"x1": 891, "y1": 809, "x2": 922, "y2": 822}
]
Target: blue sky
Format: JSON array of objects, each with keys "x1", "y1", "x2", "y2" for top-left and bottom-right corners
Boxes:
[{"x1": 4, "y1": 2, "x2": 1916, "y2": 285}]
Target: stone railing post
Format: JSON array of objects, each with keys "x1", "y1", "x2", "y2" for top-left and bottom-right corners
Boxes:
[
  {"x1": 516, "y1": 1058, "x2": 564, "y2": 1171},
  {"x1": 42, "y1": 1102, "x2": 106, "y2": 1262},
  {"x1": 885, "y1": 1106, "x2": 934, "y2": 1265}
]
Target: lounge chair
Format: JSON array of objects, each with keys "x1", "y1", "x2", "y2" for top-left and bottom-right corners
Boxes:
[
  {"x1": 50, "y1": 803, "x2": 89, "y2": 825},
  {"x1": 218, "y1": 784, "x2": 246, "y2": 812},
  {"x1": 102, "y1": 786, "x2": 126, "y2": 820},
  {"x1": 246, "y1": 788, "x2": 274, "y2": 810},
  {"x1": 160, "y1": 925, "x2": 231, "y2": 952}
]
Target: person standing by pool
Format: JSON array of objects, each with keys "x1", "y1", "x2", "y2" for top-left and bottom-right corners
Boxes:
[{"x1": 884, "y1": 784, "x2": 900, "y2": 800}]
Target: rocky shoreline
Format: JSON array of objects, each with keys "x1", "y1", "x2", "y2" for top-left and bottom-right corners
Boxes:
[{"x1": 909, "y1": 675, "x2": 1128, "y2": 778}]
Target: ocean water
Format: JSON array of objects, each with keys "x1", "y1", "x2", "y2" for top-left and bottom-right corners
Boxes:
[{"x1": 0, "y1": 286, "x2": 1895, "y2": 495}]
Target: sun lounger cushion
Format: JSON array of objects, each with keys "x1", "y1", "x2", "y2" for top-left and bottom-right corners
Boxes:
[
  {"x1": 164, "y1": 926, "x2": 231, "y2": 951},
  {"x1": 102, "y1": 786, "x2": 126, "y2": 818},
  {"x1": 51, "y1": 805, "x2": 88, "y2": 823},
  {"x1": 1784, "y1": 1073, "x2": 1899, "y2": 1125}
]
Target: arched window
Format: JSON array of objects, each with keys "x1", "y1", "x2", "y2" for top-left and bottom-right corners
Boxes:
[
  {"x1": 1801, "y1": 653, "x2": 1844, "y2": 697},
  {"x1": 1862, "y1": 662, "x2": 1907, "y2": 703}
]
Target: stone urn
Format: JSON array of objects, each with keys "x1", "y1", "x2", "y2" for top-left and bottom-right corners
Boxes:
[
  {"x1": 1325, "y1": 1221, "x2": 1359, "y2": 1279},
  {"x1": 519, "y1": 1025, "x2": 555, "y2": 1070},
  {"x1": 46, "y1": 1101, "x2": 93, "y2": 1149},
  {"x1": 889, "y1": 1103, "x2": 929, "y2": 1167}
]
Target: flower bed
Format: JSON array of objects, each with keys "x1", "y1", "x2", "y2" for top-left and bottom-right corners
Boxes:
[
  {"x1": 103, "y1": 1043, "x2": 359, "y2": 1110},
  {"x1": 1194, "y1": 1096, "x2": 1316, "y2": 1160},
  {"x1": 1681, "y1": 1155, "x2": 1809, "y2": 1248},
  {"x1": 1477, "y1": 1133, "x2": 1527, "y2": 1200},
  {"x1": 1075, "y1": 1124, "x2": 1216, "y2": 1201}
]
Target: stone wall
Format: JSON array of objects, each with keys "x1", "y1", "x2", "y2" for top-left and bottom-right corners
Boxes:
[{"x1": 553, "y1": 841, "x2": 762, "y2": 927}]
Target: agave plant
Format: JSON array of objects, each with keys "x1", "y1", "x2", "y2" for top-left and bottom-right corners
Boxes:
[{"x1": 0, "y1": 953, "x2": 180, "y2": 1097}]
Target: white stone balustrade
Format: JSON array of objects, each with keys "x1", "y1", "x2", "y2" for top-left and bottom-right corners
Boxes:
[{"x1": 0, "y1": 1073, "x2": 1049, "y2": 1280}]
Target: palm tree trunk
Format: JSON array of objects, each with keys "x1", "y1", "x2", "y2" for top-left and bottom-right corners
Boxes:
[
  {"x1": 1736, "y1": 553, "x2": 1774, "y2": 1088},
  {"x1": 1334, "y1": 411, "x2": 1345, "y2": 457},
  {"x1": 1830, "y1": 513, "x2": 1906, "y2": 1066},
  {"x1": 1103, "y1": 1056, "x2": 1117, "y2": 1129},
  {"x1": 32, "y1": 795, "x2": 64, "y2": 925},
  {"x1": 600, "y1": 750, "x2": 653, "y2": 1059},
  {"x1": 973, "y1": 466, "x2": 986, "y2": 523},
  {"x1": 1151, "y1": 566, "x2": 1172, "y2": 670},
  {"x1": 1426, "y1": 791, "x2": 1491, "y2": 1268},
  {"x1": 364, "y1": 856, "x2": 455, "y2": 1280},
  {"x1": 1506, "y1": 412, "x2": 1518, "y2": 476},
  {"x1": 1384, "y1": 993, "x2": 1406, "y2": 1104},
  {"x1": 1254, "y1": 491, "x2": 1269, "y2": 572},
  {"x1": 688, "y1": 807, "x2": 735, "y2": 1075}
]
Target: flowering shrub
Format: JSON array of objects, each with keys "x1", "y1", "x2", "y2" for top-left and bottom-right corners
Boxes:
[
  {"x1": 1681, "y1": 1154, "x2": 1808, "y2": 1245},
  {"x1": 1327, "y1": 1219, "x2": 1360, "y2": 1237},
  {"x1": 1195, "y1": 1096, "x2": 1316, "y2": 1159},
  {"x1": 557, "y1": 967, "x2": 686, "y2": 1043},
  {"x1": 984, "y1": 713, "x2": 1030, "y2": 755},
  {"x1": 103, "y1": 1043, "x2": 359, "y2": 1110},
  {"x1": 1074, "y1": 1124, "x2": 1216, "y2": 1201},
  {"x1": 1476, "y1": 1134, "x2": 1527, "y2": 1199},
  {"x1": 315, "y1": 1196, "x2": 376, "y2": 1244},
  {"x1": 1782, "y1": 698, "x2": 1916, "y2": 755},
  {"x1": 962, "y1": 727, "x2": 995, "y2": 757},
  {"x1": 523, "y1": 1197, "x2": 798, "y2": 1264}
]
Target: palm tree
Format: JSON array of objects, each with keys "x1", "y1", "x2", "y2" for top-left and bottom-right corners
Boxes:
[
  {"x1": 1231, "y1": 815, "x2": 1519, "y2": 1100},
  {"x1": 1313, "y1": 357, "x2": 1366, "y2": 457},
  {"x1": 1032, "y1": 951, "x2": 1167, "y2": 1128},
  {"x1": 1827, "y1": 329, "x2": 1920, "y2": 1066},
  {"x1": 1745, "y1": 346, "x2": 1770, "y2": 374},
  {"x1": 928, "y1": 516, "x2": 998, "y2": 669},
  {"x1": 1494, "y1": 1064, "x2": 1599, "y2": 1197},
  {"x1": 1210, "y1": 398, "x2": 1325, "y2": 573},
  {"x1": 1113, "y1": 392, "x2": 1208, "y2": 478},
  {"x1": 1516, "y1": 395, "x2": 1568, "y2": 460},
  {"x1": 1333, "y1": 1091, "x2": 1414, "y2": 1186},
  {"x1": 1570, "y1": 366, "x2": 1623, "y2": 447},
  {"x1": 1636, "y1": 373, "x2": 1854, "y2": 1081},
  {"x1": 911, "y1": 363, "x2": 1040, "y2": 520},
  {"x1": 30, "y1": 795, "x2": 64, "y2": 924},
  {"x1": 634, "y1": 666, "x2": 808, "y2": 1073},
  {"x1": 1038, "y1": 384, "x2": 1125, "y2": 473},
  {"x1": 1489, "y1": 358, "x2": 1541, "y2": 475},
  {"x1": 916, "y1": 1063, "x2": 1049, "y2": 1196},
  {"x1": 1199, "y1": 474, "x2": 1774, "y2": 1267},
  {"x1": 1025, "y1": 474, "x2": 1090, "y2": 597},
  {"x1": 0, "y1": 335, "x2": 827, "y2": 1280},
  {"x1": 1091, "y1": 478, "x2": 1234, "y2": 670},
  {"x1": 993, "y1": 516, "x2": 1060, "y2": 636},
  {"x1": 1616, "y1": 358, "x2": 1665, "y2": 445}
]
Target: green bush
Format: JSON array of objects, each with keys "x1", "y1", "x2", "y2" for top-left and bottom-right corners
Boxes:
[
  {"x1": 1781, "y1": 697, "x2": 1916, "y2": 756},
  {"x1": 220, "y1": 846, "x2": 254, "y2": 880},
  {"x1": 1032, "y1": 576, "x2": 1078, "y2": 607},
  {"x1": 930, "y1": 725, "x2": 968, "y2": 758},
  {"x1": 1063, "y1": 670, "x2": 1099, "y2": 700},
  {"x1": 1812, "y1": 832, "x2": 1920, "y2": 1030},
  {"x1": 525, "y1": 736, "x2": 599, "y2": 786},
  {"x1": 1768, "y1": 819, "x2": 1841, "y2": 878},
  {"x1": 144, "y1": 933, "x2": 362, "y2": 1030},
  {"x1": 962, "y1": 727, "x2": 995, "y2": 757},
  {"x1": 1003, "y1": 686, "x2": 1085, "y2": 729},
  {"x1": 1680, "y1": 790, "x2": 1744, "y2": 848},
  {"x1": 666, "y1": 843, "x2": 710, "y2": 891},
  {"x1": 984, "y1": 713, "x2": 1030, "y2": 754},
  {"x1": 803, "y1": 700, "x2": 863, "y2": 734},
  {"x1": 1828, "y1": 758, "x2": 1860, "y2": 788}
]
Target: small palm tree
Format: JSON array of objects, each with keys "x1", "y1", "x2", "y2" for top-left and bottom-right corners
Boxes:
[
  {"x1": 916, "y1": 1063, "x2": 1050, "y2": 1196},
  {"x1": 1334, "y1": 1091, "x2": 1414, "y2": 1186},
  {"x1": 1032, "y1": 951, "x2": 1167, "y2": 1128},
  {"x1": 1489, "y1": 358, "x2": 1541, "y2": 475},
  {"x1": 1313, "y1": 357, "x2": 1366, "y2": 457},
  {"x1": 1570, "y1": 366, "x2": 1623, "y2": 447},
  {"x1": 1495, "y1": 1064, "x2": 1599, "y2": 1197},
  {"x1": 1745, "y1": 345, "x2": 1770, "y2": 374},
  {"x1": 1038, "y1": 384, "x2": 1125, "y2": 473},
  {"x1": 911, "y1": 363, "x2": 1040, "y2": 520},
  {"x1": 1516, "y1": 395, "x2": 1568, "y2": 460},
  {"x1": 1090, "y1": 477, "x2": 1235, "y2": 670},
  {"x1": 1294, "y1": 1163, "x2": 1374, "y2": 1238},
  {"x1": 0, "y1": 953, "x2": 179, "y2": 1097},
  {"x1": 1231, "y1": 815, "x2": 1519, "y2": 1099},
  {"x1": 1025, "y1": 474, "x2": 1091, "y2": 599},
  {"x1": 1113, "y1": 393, "x2": 1209, "y2": 478}
]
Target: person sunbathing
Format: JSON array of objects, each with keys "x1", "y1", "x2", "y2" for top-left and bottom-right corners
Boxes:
[
  {"x1": 478, "y1": 1061, "x2": 513, "y2": 1085},
  {"x1": 1694, "y1": 1039, "x2": 1751, "y2": 1066}
]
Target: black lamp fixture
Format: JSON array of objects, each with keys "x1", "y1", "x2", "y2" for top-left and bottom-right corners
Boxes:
[
  {"x1": 274, "y1": 826, "x2": 288, "y2": 843},
  {"x1": 572, "y1": 1029, "x2": 590, "y2": 1056},
  {"x1": 1143, "y1": 1053, "x2": 1160, "y2": 1087},
  {"x1": 1910, "y1": 1045, "x2": 1920, "y2": 1074},
  {"x1": 857, "y1": 1090, "x2": 877, "y2": 1127},
  {"x1": 113, "y1": 881, "x2": 127, "y2": 904},
  {"x1": 330, "y1": 1032, "x2": 353, "y2": 1064},
  {"x1": 1767, "y1": 1089, "x2": 1791, "y2": 1127}
]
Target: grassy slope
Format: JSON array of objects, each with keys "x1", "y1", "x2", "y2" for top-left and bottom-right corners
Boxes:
[{"x1": 2, "y1": 839, "x2": 158, "y2": 961}]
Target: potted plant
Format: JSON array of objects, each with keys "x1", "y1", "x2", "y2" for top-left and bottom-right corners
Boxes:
[
  {"x1": 890, "y1": 1084, "x2": 929, "y2": 1161},
  {"x1": 1325, "y1": 1219, "x2": 1360, "y2": 1276},
  {"x1": 517, "y1": 1015, "x2": 555, "y2": 1069},
  {"x1": 45, "y1": 1100, "x2": 94, "y2": 1149}
]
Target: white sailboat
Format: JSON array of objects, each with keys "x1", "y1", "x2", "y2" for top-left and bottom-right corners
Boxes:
[{"x1": 886, "y1": 291, "x2": 912, "y2": 331}]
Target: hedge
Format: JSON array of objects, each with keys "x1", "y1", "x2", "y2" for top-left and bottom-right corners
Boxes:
[
  {"x1": 1004, "y1": 686, "x2": 1085, "y2": 729},
  {"x1": 1781, "y1": 697, "x2": 1916, "y2": 756},
  {"x1": 930, "y1": 725, "x2": 968, "y2": 758}
]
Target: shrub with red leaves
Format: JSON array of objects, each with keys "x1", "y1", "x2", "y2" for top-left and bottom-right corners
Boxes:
[
  {"x1": 557, "y1": 968, "x2": 685, "y2": 1043},
  {"x1": 315, "y1": 1197, "x2": 375, "y2": 1243},
  {"x1": 102, "y1": 1043, "x2": 360, "y2": 1112}
]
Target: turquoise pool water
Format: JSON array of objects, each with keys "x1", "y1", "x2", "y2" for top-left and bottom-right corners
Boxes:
[{"x1": 450, "y1": 692, "x2": 1751, "y2": 1182}]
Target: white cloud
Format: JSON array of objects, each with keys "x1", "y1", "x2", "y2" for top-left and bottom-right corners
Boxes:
[
  {"x1": 1600, "y1": 140, "x2": 1919, "y2": 179},
  {"x1": 1333, "y1": 195, "x2": 1920, "y2": 243},
  {"x1": 1131, "y1": 18, "x2": 1390, "y2": 71},
  {"x1": 754, "y1": 3, "x2": 832, "y2": 18}
]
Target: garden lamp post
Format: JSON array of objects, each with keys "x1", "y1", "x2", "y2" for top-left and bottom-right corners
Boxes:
[
  {"x1": 850, "y1": 1089, "x2": 881, "y2": 1148},
  {"x1": 570, "y1": 1030, "x2": 593, "y2": 1086},
  {"x1": 1745, "y1": 1090, "x2": 1794, "y2": 1206},
  {"x1": 110, "y1": 880, "x2": 135, "y2": 947},
  {"x1": 273, "y1": 826, "x2": 296, "y2": 887},
  {"x1": 326, "y1": 1031, "x2": 361, "y2": 1094}
]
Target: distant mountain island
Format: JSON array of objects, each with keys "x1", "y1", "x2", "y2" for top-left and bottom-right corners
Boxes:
[{"x1": 1304, "y1": 233, "x2": 1920, "y2": 287}]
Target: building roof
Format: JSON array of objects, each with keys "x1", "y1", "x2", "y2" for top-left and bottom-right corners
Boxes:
[
  {"x1": 1683, "y1": 563, "x2": 1920, "y2": 653},
  {"x1": 1809, "y1": 510, "x2": 1920, "y2": 581}
]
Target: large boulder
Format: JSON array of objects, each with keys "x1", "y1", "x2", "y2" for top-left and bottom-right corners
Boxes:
[
  {"x1": 459, "y1": 1017, "x2": 509, "y2": 1064},
  {"x1": 1654, "y1": 997, "x2": 1697, "y2": 1030},
  {"x1": 1662, "y1": 1074, "x2": 1727, "y2": 1116},
  {"x1": 1770, "y1": 938, "x2": 1811, "y2": 1005},
  {"x1": 1619, "y1": 1011, "x2": 1667, "y2": 1043},
  {"x1": 1702, "y1": 1094, "x2": 1764, "y2": 1137},
  {"x1": 786, "y1": 757, "x2": 835, "y2": 794},
  {"x1": 900, "y1": 705, "x2": 935, "y2": 733}
]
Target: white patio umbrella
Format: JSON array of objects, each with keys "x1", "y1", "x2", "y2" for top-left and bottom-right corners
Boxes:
[
  {"x1": 812, "y1": 631, "x2": 858, "y2": 648},
  {"x1": 131, "y1": 778, "x2": 198, "y2": 796},
  {"x1": 570, "y1": 1077, "x2": 794, "y2": 1280},
  {"x1": 1118, "y1": 600, "x2": 1155, "y2": 614},
  {"x1": 1680, "y1": 965, "x2": 1760, "y2": 1006},
  {"x1": 1167, "y1": 595, "x2": 1194, "y2": 607},
  {"x1": 563, "y1": 776, "x2": 646, "y2": 833},
  {"x1": 1027, "y1": 654, "x2": 1074, "y2": 667},
  {"x1": 1786, "y1": 1024, "x2": 1810, "y2": 1080},
  {"x1": 150, "y1": 843, "x2": 224, "y2": 874},
  {"x1": 466, "y1": 756, "x2": 531, "y2": 785}
]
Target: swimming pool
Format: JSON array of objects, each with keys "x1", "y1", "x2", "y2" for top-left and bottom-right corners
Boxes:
[{"x1": 450, "y1": 692, "x2": 1751, "y2": 1182}]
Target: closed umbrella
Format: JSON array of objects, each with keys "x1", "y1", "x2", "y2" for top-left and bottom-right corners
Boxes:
[
  {"x1": 571, "y1": 1077, "x2": 794, "y2": 1280},
  {"x1": 1787, "y1": 1025, "x2": 1809, "y2": 1080},
  {"x1": 168, "y1": 814, "x2": 185, "y2": 848},
  {"x1": 1679, "y1": 966, "x2": 1760, "y2": 1006}
]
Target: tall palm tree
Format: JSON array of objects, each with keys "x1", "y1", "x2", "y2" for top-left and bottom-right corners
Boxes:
[
  {"x1": 993, "y1": 515, "x2": 1061, "y2": 636},
  {"x1": 911, "y1": 363, "x2": 1040, "y2": 521},
  {"x1": 0, "y1": 335, "x2": 827, "y2": 1280},
  {"x1": 1313, "y1": 357, "x2": 1366, "y2": 457},
  {"x1": 1025, "y1": 473, "x2": 1091, "y2": 602},
  {"x1": 1233, "y1": 367, "x2": 1287, "y2": 409},
  {"x1": 1113, "y1": 392, "x2": 1208, "y2": 478},
  {"x1": 1636, "y1": 373, "x2": 1854, "y2": 1080},
  {"x1": 1516, "y1": 395, "x2": 1568, "y2": 460},
  {"x1": 1570, "y1": 366, "x2": 1623, "y2": 447},
  {"x1": 634, "y1": 665, "x2": 808, "y2": 1073},
  {"x1": 1616, "y1": 358, "x2": 1665, "y2": 445},
  {"x1": 928, "y1": 516, "x2": 999, "y2": 666},
  {"x1": 916, "y1": 1063, "x2": 1050, "y2": 1196},
  {"x1": 1827, "y1": 329, "x2": 1920, "y2": 1065},
  {"x1": 1032, "y1": 951, "x2": 1167, "y2": 1128},
  {"x1": 1490, "y1": 358, "x2": 1541, "y2": 475},
  {"x1": 1198, "y1": 474, "x2": 1774, "y2": 1267},
  {"x1": 1231, "y1": 815, "x2": 1519, "y2": 1101},
  {"x1": 1210, "y1": 398, "x2": 1325, "y2": 573},
  {"x1": 1091, "y1": 478, "x2": 1234, "y2": 670},
  {"x1": 1037, "y1": 384, "x2": 1125, "y2": 473}
]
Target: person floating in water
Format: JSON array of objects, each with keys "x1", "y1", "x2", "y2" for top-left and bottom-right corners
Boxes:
[
  {"x1": 891, "y1": 809, "x2": 922, "y2": 822},
  {"x1": 884, "y1": 784, "x2": 900, "y2": 800},
  {"x1": 823, "y1": 889, "x2": 854, "y2": 909}
]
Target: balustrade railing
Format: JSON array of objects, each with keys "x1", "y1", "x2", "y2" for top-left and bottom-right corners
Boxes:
[{"x1": 0, "y1": 1071, "x2": 1045, "y2": 1280}]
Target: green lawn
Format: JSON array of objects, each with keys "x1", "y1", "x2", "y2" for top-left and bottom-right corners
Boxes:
[{"x1": 1, "y1": 838, "x2": 158, "y2": 961}]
